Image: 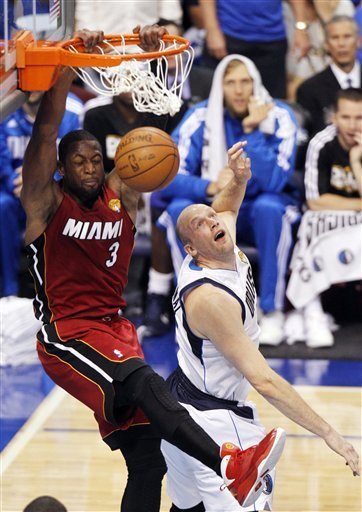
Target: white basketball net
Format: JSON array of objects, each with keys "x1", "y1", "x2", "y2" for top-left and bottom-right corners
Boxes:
[{"x1": 68, "y1": 37, "x2": 194, "y2": 116}]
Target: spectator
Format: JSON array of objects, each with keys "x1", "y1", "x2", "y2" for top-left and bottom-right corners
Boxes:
[
  {"x1": 199, "y1": 0, "x2": 311, "y2": 98},
  {"x1": 181, "y1": 0, "x2": 207, "y2": 65},
  {"x1": 75, "y1": 0, "x2": 183, "y2": 34},
  {"x1": 23, "y1": 496, "x2": 67, "y2": 512},
  {"x1": 0, "y1": 133, "x2": 24, "y2": 298},
  {"x1": 355, "y1": 4, "x2": 362, "y2": 64},
  {"x1": 142, "y1": 55, "x2": 300, "y2": 345},
  {"x1": 296, "y1": 15, "x2": 361, "y2": 139},
  {"x1": 0, "y1": 91, "x2": 82, "y2": 297},
  {"x1": 283, "y1": 0, "x2": 355, "y2": 100},
  {"x1": 75, "y1": 0, "x2": 184, "y2": 98},
  {"x1": 286, "y1": 88, "x2": 362, "y2": 347},
  {"x1": 181, "y1": 0, "x2": 204, "y2": 31},
  {"x1": 83, "y1": 93, "x2": 184, "y2": 174}
]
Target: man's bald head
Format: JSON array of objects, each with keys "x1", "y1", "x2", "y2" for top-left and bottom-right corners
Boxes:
[{"x1": 176, "y1": 204, "x2": 211, "y2": 246}]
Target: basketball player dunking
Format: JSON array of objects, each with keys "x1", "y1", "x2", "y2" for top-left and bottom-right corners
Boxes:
[{"x1": 21, "y1": 27, "x2": 287, "y2": 511}]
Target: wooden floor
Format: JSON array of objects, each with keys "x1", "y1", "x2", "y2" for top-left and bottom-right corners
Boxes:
[{"x1": 1, "y1": 385, "x2": 361, "y2": 512}]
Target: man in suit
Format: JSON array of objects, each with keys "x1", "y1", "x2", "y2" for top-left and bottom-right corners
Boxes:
[{"x1": 297, "y1": 15, "x2": 361, "y2": 139}]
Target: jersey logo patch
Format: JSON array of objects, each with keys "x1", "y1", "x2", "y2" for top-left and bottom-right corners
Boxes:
[
  {"x1": 263, "y1": 474, "x2": 273, "y2": 495},
  {"x1": 238, "y1": 250, "x2": 248, "y2": 263},
  {"x1": 108, "y1": 199, "x2": 121, "y2": 213}
]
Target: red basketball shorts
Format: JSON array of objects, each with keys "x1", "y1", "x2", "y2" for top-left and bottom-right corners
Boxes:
[{"x1": 36, "y1": 314, "x2": 149, "y2": 445}]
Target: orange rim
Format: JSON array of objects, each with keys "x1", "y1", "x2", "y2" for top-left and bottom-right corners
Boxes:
[
  {"x1": 16, "y1": 31, "x2": 191, "y2": 90},
  {"x1": 60, "y1": 33, "x2": 190, "y2": 62}
]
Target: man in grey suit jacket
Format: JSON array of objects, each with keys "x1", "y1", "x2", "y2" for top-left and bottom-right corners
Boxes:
[{"x1": 297, "y1": 15, "x2": 361, "y2": 139}]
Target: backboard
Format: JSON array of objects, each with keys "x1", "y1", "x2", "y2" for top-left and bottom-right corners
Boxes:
[{"x1": 0, "y1": 0, "x2": 75, "y2": 120}]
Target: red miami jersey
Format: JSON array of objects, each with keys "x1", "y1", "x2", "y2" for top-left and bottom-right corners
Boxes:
[{"x1": 26, "y1": 184, "x2": 135, "y2": 325}]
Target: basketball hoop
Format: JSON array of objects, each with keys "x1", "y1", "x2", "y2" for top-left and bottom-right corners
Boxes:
[{"x1": 15, "y1": 31, "x2": 194, "y2": 116}]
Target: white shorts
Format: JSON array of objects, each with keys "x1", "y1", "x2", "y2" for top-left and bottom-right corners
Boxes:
[{"x1": 161, "y1": 402, "x2": 275, "y2": 512}]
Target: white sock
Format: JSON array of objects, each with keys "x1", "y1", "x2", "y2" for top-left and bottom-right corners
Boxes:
[
  {"x1": 304, "y1": 296, "x2": 324, "y2": 317},
  {"x1": 147, "y1": 268, "x2": 173, "y2": 295}
]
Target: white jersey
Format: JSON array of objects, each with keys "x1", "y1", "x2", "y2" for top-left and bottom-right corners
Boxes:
[
  {"x1": 164, "y1": 249, "x2": 275, "y2": 511},
  {"x1": 172, "y1": 246, "x2": 260, "y2": 404}
]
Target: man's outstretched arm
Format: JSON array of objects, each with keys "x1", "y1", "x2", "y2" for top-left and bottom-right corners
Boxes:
[
  {"x1": 21, "y1": 30, "x2": 104, "y2": 211},
  {"x1": 211, "y1": 142, "x2": 251, "y2": 240},
  {"x1": 185, "y1": 286, "x2": 360, "y2": 477},
  {"x1": 211, "y1": 142, "x2": 250, "y2": 214}
]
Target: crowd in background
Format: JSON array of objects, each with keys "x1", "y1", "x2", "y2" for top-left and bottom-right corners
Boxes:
[{"x1": 1, "y1": 0, "x2": 361, "y2": 350}]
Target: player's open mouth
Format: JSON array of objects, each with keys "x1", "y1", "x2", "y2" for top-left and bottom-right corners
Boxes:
[{"x1": 214, "y1": 230, "x2": 225, "y2": 241}]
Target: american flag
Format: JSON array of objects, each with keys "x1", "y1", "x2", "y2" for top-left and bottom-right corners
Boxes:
[{"x1": 49, "y1": 0, "x2": 61, "y2": 22}]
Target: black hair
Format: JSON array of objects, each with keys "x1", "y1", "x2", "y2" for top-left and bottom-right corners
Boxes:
[
  {"x1": 334, "y1": 87, "x2": 362, "y2": 110},
  {"x1": 23, "y1": 496, "x2": 67, "y2": 512},
  {"x1": 58, "y1": 129, "x2": 100, "y2": 164}
]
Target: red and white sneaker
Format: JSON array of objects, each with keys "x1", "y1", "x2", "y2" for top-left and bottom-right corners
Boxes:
[{"x1": 220, "y1": 427, "x2": 286, "y2": 507}]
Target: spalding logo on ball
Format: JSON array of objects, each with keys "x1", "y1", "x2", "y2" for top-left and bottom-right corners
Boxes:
[{"x1": 115, "y1": 126, "x2": 180, "y2": 193}]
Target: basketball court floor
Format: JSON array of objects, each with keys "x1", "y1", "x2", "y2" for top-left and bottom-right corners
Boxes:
[{"x1": 1, "y1": 329, "x2": 361, "y2": 512}]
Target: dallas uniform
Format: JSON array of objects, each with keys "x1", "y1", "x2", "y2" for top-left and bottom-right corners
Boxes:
[
  {"x1": 27, "y1": 185, "x2": 149, "y2": 448},
  {"x1": 162, "y1": 248, "x2": 275, "y2": 511}
]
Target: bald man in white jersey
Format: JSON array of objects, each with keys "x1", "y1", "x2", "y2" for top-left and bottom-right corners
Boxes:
[{"x1": 162, "y1": 141, "x2": 360, "y2": 512}]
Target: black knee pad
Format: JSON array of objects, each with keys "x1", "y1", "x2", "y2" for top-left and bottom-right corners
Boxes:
[
  {"x1": 119, "y1": 366, "x2": 190, "y2": 439},
  {"x1": 145, "y1": 372, "x2": 187, "y2": 412}
]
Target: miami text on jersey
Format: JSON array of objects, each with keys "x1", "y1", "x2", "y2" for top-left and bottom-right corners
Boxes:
[{"x1": 62, "y1": 218, "x2": 124, "y2": 240}]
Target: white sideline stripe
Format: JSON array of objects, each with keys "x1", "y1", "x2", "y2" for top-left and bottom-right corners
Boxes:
[
  {"x1": 0, "y1": 385, "x2": 67, "y2": 474},
  {"x1": 41, "y1": 325, "x2": 113, "y2": 383}
]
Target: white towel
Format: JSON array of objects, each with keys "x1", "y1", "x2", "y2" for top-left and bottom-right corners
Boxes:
[
  {"x1": 201, "y1": 54, "x2": 274, "y2": 181},
  {"x1": 0, "y1": 297, "x2": 41, "y2": 366},
  {"x1": 287, "y1": 210, "x2": 362, "y2": 308}
]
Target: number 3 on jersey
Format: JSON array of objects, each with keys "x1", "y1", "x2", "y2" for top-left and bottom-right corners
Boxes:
[{"x1": 106, "y1": 242, "x2": 120, "y2": 267}]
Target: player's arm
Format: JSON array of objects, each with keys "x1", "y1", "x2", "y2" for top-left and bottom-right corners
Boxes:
[
  {"x1": 21, "y1": 67, "x2": 75, "y2": 209},
  {"x1": 21, "y1": 30, "x2": 104, "y2": 237},
  {"x1": 199, "y1": 0, "x2": 227, "y2": 60},
  {"x1": 211, "y1": 142, "x2": 250, "y2": 242},
  {"x1": 185, "y1": 285, "x2": 360, "y2": 477}
]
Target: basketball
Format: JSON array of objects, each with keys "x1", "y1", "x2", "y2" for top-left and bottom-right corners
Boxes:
[{"x1": 114, "y1": 127, "x2": 179, "y2": 193}]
